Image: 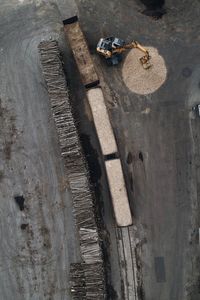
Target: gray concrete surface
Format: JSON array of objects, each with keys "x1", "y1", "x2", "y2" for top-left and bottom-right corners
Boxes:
[
  {"x1": 74, "y1": 1, "x2": 200, "y2": 299},
  {"x1": 0, "y1": 1, "x2": 80, "y2": 299}
]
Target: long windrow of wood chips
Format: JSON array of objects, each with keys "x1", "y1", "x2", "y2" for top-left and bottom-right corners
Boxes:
[
  {"x1": 38, "y1": 40, "x2": 106, "y2": 300},
  {"x1": 87, "y1": 87, "x2": 117, "y2": 156}
]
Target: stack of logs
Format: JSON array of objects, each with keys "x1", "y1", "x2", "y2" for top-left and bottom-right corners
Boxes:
[{"x1": 38, "y1": 40, "x2": 106, "y2": 299}]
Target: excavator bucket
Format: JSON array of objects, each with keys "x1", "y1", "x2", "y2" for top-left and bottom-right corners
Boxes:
[
  {"x1": 140, "y1": 55, "x2": 152, "y2": 69},
  {"x1": 142, "y1": 61, "x2": 152, "y2": 69}
]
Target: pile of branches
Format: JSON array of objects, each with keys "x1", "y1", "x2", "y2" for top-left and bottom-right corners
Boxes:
[
  {"x1": 38, "y1": 41, "x2": 105, "y2": 299},
  {"x1": 70, "y1": 263, "x2": 86, "y2": 300},
  {"x1": 70, "y1": 262, "x2": 105, "y2": 300}
]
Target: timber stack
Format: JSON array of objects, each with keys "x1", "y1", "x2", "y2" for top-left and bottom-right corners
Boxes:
[{"x1": 38, "y1": 40, "x2": 106, "y2": 299}]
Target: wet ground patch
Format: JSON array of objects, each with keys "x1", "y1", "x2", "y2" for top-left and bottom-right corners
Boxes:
[
  {"x1": 14, "y1": 195, "x2": 25, "y2": 211},
  {"x1": 182, "y1": 67, "x2": 192, "y2": 78},
  {"x1": 0, "y1": 98, "x2": 17, "y2": 160},
  {"x1": 21, "y1": 223, "x2": 29, "y2": 230},
  {"x1": 140, "y1": 0, "x2": 166, "y2": 19},
  {"x1": 0, "y1": 170, "x2": 4, "y2": 182},
  {"x1": 126, "y1": 152, "x2": 133, "y2": 164},
  {"x1": 139, "y1": 151, "x2": 144, "y2": 162}
]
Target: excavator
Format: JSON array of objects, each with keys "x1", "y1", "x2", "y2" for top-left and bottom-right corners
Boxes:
[{"x1": 96, "y1": 37, "x2": 151, "y2": 69}]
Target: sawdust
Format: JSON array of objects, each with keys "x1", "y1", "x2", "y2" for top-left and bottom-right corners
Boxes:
[
  {"x1": 105, "y1": 159, "x2": 132, "y2": 227},
  {"x1": 122, "y1": 47, "x2": 167, "y2": 95},
  {"x1": 87, "y1": 88, "x2": 117, "y2": 156}
]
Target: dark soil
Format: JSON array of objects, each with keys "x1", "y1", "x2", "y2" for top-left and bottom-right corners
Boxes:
[
  {"x1": 21, "y1": 223, "x2": 29, "y2": 230},
  {"x1": 14, "y1": 195, "x2": 25, "y2": 211},
  {"x1": 140, "y1": 0, "x2": 165, "y2": 9},
  {"x1": 140, "y1": 0, "x2": 166, "y2": 19}
]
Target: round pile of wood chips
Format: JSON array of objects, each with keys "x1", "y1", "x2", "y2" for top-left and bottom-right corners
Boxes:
[{"x1": 122, "y1": 47, "x2": 167, "y2": 95}]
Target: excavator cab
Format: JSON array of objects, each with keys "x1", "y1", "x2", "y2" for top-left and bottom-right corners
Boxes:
[
  {"x1": 97, "y1": 37, "x2": 125, "y2": 65},
  {"x1": 97, "y1": 37, "x2": 125, "y2": 51},
  {"x1": 111, "y1": 37, "x2": 125, "y2": 48}
]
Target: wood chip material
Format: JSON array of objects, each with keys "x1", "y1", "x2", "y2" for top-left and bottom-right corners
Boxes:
[
  {"x1": 122, "y1": 47, "x2": 167, "y2": 95},
  {"x1": 64, "y1": 21, "x2": 99, "y2": 87},
  {"x1": 87, "y1": 88, "x2": 117, "y2": 155},
  {"x1": 105, "y1": 159, "x2": 132, "y2": 227}
]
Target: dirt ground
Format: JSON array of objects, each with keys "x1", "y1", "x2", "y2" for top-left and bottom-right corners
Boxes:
[
  {"x1": 1, "y1": 0, "x2": 200, "y2": 300},
  {"x1": 0, "y1": 1, "x2": 80, "y2": 299},
  {"x1": 74, "y1": 0, "x2": 200, "y2": 299}
]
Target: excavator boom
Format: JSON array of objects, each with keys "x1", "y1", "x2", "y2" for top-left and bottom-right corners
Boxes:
[{"x1": 112, "y1": 41, "x2": 151, "y2": 69}]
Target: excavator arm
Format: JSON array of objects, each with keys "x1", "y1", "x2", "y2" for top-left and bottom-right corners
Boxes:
[{"x1": 112, "y1": 41, "x2": 151, "y2": 69}]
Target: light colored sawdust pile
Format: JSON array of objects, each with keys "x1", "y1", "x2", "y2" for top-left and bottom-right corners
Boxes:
[
  {"x1": 87, "y1": 88, "x2": 117, "y2": 155},
  {"x1": 122, "y1": 47, "x2": 167, "y2": 95},
  {"x1": 105, "y1": 159, "x2": 132, "y2": 227}
]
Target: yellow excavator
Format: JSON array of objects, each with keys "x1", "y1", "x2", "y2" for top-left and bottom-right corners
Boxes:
[{"x1": 97, "y1": 37, "x2": 151, "y2": 69}]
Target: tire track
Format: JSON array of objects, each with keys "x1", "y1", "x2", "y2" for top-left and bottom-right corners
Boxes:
[{"x1": 116, "y1": 226, "x2": 138, "y2": 300}]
